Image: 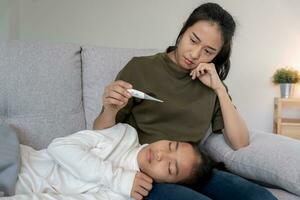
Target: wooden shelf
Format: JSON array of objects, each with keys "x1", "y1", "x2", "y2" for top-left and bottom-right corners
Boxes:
[
  {"x1": 281, "y1": 118, "x2": 300, "y2": 126},
  {"x1": 273, "y1": 98, "x2": 300, "y2": 140}
]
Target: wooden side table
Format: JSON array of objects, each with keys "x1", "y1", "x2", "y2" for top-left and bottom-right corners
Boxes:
[{"x1": 273, "y1": 97, "x2": 300, "y2": 140}]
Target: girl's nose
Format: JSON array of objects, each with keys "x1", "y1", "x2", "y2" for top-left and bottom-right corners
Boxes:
[
  {"x1": 155, "y1": 151, "x2": 162, "y2": 161},
  {"x1": 155, "y1": 150, "x2": 171, "y2": 161}
]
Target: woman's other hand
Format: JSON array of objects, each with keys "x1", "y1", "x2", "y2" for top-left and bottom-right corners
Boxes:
[{"x1": 190, "y1": 63, "x2": 225, "y2": 93}]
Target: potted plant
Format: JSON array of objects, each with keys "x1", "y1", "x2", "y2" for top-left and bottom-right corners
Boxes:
[{"x1": 272, "y1": 67, "x2": 300, "y2": 98}]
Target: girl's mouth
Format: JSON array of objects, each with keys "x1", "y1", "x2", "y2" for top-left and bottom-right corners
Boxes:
[{"x1": 147, "y1": 148, "x2": 153, "y2": 163}]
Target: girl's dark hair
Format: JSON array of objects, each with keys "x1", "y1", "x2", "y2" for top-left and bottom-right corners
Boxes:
[
  {"x1": 166, "y1": 3, "x2": 236, "y2": 80},
  {"x1": 179, "y1": 142, "x2": 226, "y2": 187}
]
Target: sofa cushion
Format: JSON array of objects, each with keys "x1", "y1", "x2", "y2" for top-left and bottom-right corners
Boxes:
[
  {"x1": 204, "y1": 130, "x2": 300, "y2": 196},
  {"x1": 0, "y1": 124, "x2": 20, "y2": 196},
  {"x1": 0, "y1": 41, "x2": 86, "y2": 149},
  {"x1": 267, "y1": 188, "x2": 300, "y2": 200},
  {"x1": 81, "y1": 46, "x2": 159, "y2": 129}
]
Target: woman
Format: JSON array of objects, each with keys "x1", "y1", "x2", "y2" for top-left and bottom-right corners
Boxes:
[{"x1": 93, "y1": 3, "x2": 277, "y2": 200}]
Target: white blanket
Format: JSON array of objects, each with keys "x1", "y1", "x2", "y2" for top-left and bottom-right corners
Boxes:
[
  {"x1": 9, "y1": 124, "x2": 142, "y2": 200},
  {"x1": 1, "y1": 192, "x2": 127, "y2": 200}
]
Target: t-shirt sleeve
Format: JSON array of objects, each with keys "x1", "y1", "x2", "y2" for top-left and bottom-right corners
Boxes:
[
  {"x1": 211, "y1": 83, "x2": 234, "y2": 133},
  {"x1": 211, "y1": 97, "x2": 224, "y2": 133}
]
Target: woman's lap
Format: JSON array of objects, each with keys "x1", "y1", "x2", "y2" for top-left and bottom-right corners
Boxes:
[
  {"x1": 146, "y1": 170, "x2": 277, "y2": 200},
  {"x1": 145, "y1": 183, "x2": 212, "y2": 200},
  {"x1": 198, "y1": 169, "x2": 277, "y2": 200}
]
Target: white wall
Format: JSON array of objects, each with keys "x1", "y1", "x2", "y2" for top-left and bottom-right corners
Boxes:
[
  {"x1": 4, "y1": 0, "x2": 300, "y2": 132},
  {"x1": 223, "y1": 0, "x2": 300, "y2": 132},
  {"x1": 0, "y1": 0, "x2": 19, "y2": 40},
  {"x1": 0, "y1": 0, "x2": 10, "y2": 40}
]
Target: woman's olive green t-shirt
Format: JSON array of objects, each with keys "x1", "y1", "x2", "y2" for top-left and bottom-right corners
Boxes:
[{"x1": 115, "y1": 52, "x2": 226, "y2": 144}]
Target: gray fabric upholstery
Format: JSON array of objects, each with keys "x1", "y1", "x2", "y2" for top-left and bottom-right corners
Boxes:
[
  {"x1": 81, "y1": 46, "x2": 159, "y2": 129},
  {"x1": 0, "y1": 41, "x2": 86, "y2": 149},
  {"x1": 267, "y1": 188, "x2": 300, "y2": 200},
  {"x1": 0, "y1": 124, "x2": 20, "y2": 196},
  {"x1": 204, "y1": 129, "x2": 300, "y2": 197}
]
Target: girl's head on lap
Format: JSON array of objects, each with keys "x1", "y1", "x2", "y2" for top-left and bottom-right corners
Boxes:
[{"x1": 137, "y1": 140, "x2": 215, "y2": 185}]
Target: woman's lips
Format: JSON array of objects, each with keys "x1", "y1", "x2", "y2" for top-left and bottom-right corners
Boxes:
[{"x1": 184, "y1": 57, "x2": 193, "y2": 65}]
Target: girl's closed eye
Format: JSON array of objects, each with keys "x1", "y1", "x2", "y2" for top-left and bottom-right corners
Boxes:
[{"x1": 168, "y1": 162, "x2": 172, "y2": 175}]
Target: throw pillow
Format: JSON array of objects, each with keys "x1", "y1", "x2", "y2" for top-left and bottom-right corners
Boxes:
[{"x1": 204, "y1": 129, "x2": 300, "y2": 196}]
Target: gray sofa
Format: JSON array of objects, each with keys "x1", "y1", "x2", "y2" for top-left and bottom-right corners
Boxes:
[{"x1": 0, "y1": 40, "x2": 299, "y2": 200}]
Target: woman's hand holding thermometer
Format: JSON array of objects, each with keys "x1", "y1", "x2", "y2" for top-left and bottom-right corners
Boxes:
[{"x1": 127, "y1": 89, "x2": 163, "y2": 103}]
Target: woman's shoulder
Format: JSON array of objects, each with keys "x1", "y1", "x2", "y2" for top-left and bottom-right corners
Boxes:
[
  {"x1": 116, "y1": 52, "x2": 166, "y2": 80},
  {"x1": 127, "y1": 52, "x2": 165, "y2": 68}
]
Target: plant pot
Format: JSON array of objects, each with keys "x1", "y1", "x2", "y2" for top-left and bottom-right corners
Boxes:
[{"x1": 280, "y1": 83, "x2": 294, "y2": 98}]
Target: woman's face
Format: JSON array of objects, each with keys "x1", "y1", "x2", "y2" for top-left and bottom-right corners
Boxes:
[
  {"x1": 137, "y1": 140, "x2": 200, "y2": 183},
  {"x1": 171, "y1": 20, "x2": 224, "y2": 70}
]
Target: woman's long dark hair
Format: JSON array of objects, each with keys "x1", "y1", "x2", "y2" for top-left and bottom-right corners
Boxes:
[{"x1": 166, "y1": 3, "x2": 236, "y2": 80}]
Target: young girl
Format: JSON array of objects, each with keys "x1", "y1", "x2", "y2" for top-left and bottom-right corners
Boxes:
[
  {"x1": 0, "y1": 120, "x2": 214, "y2": 200},
  {"x1": 93, "y1": 2, "x2": 277, "y2": 200}
]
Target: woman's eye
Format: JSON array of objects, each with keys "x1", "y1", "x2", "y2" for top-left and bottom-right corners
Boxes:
[
  {"x1": 205, "y1": 49, "x2": 212, "y2": 55},
  {"x1": 190, "y1": 38, "x2": 196, "y2": 43}
]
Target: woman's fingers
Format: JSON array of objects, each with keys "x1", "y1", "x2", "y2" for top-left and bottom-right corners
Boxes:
[
  {"x1": 190, "y1": 69, "x2": 196, "y2": 80},
  {"x1": 106, "y1": 87, "x2": 127, "y2": 101},
  {"x1": 104, "y1": 96, "x2": 125, "y2": 106},
  {"x1": 104, "y1": 81, "x2": 132, "y2": 101},
  {"x1": 190, "y1": 63, "x2": 216, "y2": 79},
  {"x1": 114, "y1": 81, "x2": 133, "y2": 97},
  {"x1": 196, "y1": 68, "x2": 200, "y2": 77},
  {"x1": 115, "y1": 80, "x2": 133, "y2": 90},
  {"x1": 196, "y1": 64, "x2": 206, "y2": 75},
  {"x1": 102, "y1": 80, "x2": 133, "y2": 112},
  {"x1": 105, "y1": 84, "x2": 128, "y2": 97}
]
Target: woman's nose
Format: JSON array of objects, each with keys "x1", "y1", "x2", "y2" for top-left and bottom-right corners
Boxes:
[{"x1": 191, "y1": 46, "x2": 202, "y2": 60}]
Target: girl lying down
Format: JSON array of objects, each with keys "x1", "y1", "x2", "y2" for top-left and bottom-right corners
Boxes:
[{"x1": 1, "y1": 112, "x2": 217, "y2": 200}]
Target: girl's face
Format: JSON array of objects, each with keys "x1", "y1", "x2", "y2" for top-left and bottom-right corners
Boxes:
[
  {"x1": 137, "y1": 140, "x2": 200, "y2": 183},
  {"x1": 170, "y1": 20, "x2": 224, "y2": 70}
]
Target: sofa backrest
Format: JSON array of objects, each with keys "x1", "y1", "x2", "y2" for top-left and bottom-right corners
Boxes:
[
  {"x1": 0, "y1": 41, "x2": 86, "y2": 150},
  {"x1": 81, "y1": 46, "x2": 159, "y2": 129},
  {"x1": 0, "y1": 40, "x2": 160, "y2": 149}
]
